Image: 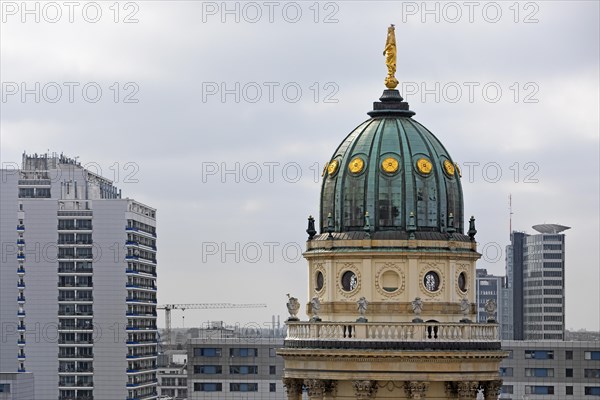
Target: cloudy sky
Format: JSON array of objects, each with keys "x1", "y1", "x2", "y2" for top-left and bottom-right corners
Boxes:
[{"x1": 1, "y1": 1, "x2": 598, "y2": 331}]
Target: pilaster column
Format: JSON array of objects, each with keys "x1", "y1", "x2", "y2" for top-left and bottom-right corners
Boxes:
[
  {"x1": 482, "y1": 380, "x2": 503, "y2": 400},
  {"x1": 444, "y1": 382, "x2": 457, "y2": 398},
  {"x1": 404, "y1": 381, "x2": 429, "y2": 399},
  {"x1": 456, "y1": 381, "x2": 479, "y2": 400},
  {"x1": 353, "y1": 380, "x2": 378, "y2": 399},
  {"x1": 304, "y1": 379, "x2": 336, "y2": 400},
  {"x1": 283, "y1": 378, "x2": 303, "y2": 400},
  {"x1": 325, "y1": 380, "x2": 338, "y2": 399}
]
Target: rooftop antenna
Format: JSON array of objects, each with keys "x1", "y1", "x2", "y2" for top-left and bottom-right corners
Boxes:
[{"x1": 509, "y1": 193, "x2": 513, "y2": 237}]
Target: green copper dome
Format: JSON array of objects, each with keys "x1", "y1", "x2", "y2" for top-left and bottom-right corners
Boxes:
[{"x1": 320, "y1": 90, "x2": 464, "y2": 235}]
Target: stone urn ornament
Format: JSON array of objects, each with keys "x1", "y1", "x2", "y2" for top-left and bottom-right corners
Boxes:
[{"x1": 286, "y1": 294, "x2": 300, "y2": 321}]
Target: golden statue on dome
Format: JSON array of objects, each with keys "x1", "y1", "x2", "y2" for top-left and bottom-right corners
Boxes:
[{"x1": 383, "y1": 24, "x2": 399, "y2": 89}]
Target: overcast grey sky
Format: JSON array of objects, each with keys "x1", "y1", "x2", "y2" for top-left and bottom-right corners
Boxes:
[{"x1": 1, "y1": 0, "x2": 598, "y2": 331}]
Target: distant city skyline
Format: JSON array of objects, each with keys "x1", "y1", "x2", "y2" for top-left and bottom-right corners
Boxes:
[{"x1": 1, "y1": 1, "x2": 598, "y2": 331}]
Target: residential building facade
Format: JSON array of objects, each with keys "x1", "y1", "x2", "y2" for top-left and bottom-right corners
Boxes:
[
  {"x1": 158, "y1": 366, "x2": 187, "y2": 400},
  {"x1": 500, "y1": 340, "x2": 600, "y2": 399},
  {"x1": 0, "y1": 373, "x2": 34, "y2": 400},
  {"x1": 187, "y1": 338, "x2": 284, "y2": 399},
  {"x1": 0, "y1": 153, "x2": 158, "y2": 400}
]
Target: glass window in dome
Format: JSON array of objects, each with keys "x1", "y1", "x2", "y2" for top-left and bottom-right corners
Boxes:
[
  {"x1": 321, "y1": 179, "x2": 336, "y2": 229},
  {"x1": 416, "y1": 180, "x2": 438, "y2": 228},
  {"x1": 343, "y1": 175, "x2": 365, "y2": 230},
  {"x1": 446, "y1": 178, "x2": 459, "y2": 230},
  {"x1": 378, "y1": 175, "x2": 402, "y2": 227}
]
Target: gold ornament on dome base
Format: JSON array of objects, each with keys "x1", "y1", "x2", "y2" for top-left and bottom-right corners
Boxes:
[
  {"x1": 383, "y1": 24, "x2": 399, "y2": 89},
  {"x1": 327, "y1": 159, "x2": 339, "y2": 176},
  {"x1": 349, "y1": 157, "x2": 365, "y2": 174},
  {"x1": 416, "y1": 158, "x2": 432, "y2": 174},
  {"x1": 443, "y1": 159, "x2": 456, "y2": 177},
  {"x1": 381, "y1": 157, "x2": 399, "y2": 173}
]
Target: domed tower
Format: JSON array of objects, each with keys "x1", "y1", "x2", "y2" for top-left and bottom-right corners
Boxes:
[{"x1": 279, "y1": 25, "x2": 507, "y2": 400}]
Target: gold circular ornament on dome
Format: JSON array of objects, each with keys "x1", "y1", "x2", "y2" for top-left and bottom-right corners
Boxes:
[
  {"x1": 349, "y1": 157, "x2": 365, "y2": 174},
  {"x1": 327, "y1": 159, "x2": 339, "y2": 176},
  {"x1": 381, "y1": 157, "x2": 399, "y2": 173},
  {"x1": 416, "y1": 158, "x2": 433, "y2": 175},
  {"x1": 443, "y1": 159, "x2": 455, "y2": 177}
]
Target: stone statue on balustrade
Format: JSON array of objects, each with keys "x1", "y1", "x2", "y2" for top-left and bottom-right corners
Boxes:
[
  {"x1": 356, "y1": 297, "x2": 368, "y2": 322},
  {"x1": 460, "y1": 297, "x2": 471, "y2": 323},
  {"x1": 310, "y1": 297, "x2": 321, "y2": 322},
  {"x1": 412, "y1": 297, "x2": 423, "y2": 322}
]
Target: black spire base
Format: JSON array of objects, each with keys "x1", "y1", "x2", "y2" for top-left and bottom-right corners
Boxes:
[{"x1": 367, "y1": 89, "x2": 415, "y2": 118}]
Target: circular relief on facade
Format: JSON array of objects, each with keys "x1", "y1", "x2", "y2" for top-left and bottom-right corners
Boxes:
[
  {"x1": 315, "y1": 271, "x2": 324, "y2": 292},
  {"x1": 423, "y1": 271, "x2": 441, "y2": 292},
  {"x1": 443, "y1": 159, "x2": 455, "y2": 178},
  {"x1": 416, "y1": 157, "x2": 433, "y2": 175},
  {"x1": 348, "y1": 157, "x2": 365, "y2": 174},
  {"x1": 381, "y1": 270, "x2": 400, "y2": 292},
  {"x1": 375, "y1": 264, "x2": 405, "y2": 297},
  {"x1": 328, "y1": 159, "x2": 340, "y2": 177},
  {"x1": 458, "y1": 271, "x2": 468, "y2": 293},
  {"x1": 381, "y1": 157, "x2": 399, "y2": 174}
]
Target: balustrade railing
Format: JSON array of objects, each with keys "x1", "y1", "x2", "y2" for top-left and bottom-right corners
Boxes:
[{"x1": 286, "y1": 321, "x2": 499, "y2": 341}]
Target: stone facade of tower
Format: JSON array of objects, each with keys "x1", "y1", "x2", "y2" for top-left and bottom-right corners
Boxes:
[{"x1": 279, "y1": 233, "x2": 506, "y2": 399}]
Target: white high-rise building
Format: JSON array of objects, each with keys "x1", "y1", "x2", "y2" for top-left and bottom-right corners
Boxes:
[
  {"x1": 0, "y1": 153, "x2": 158, "y2": 400},
  {"x1": 502, "y1": 225, "x2": 569, "y2": 341}
]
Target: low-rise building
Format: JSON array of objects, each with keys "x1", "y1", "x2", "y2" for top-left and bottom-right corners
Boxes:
[
  {"x1": 158, "y1": 366, "x2": 187, "y2": 400},
  {"x1": 0, "y1": 373, "x2": 34, "y2": 400},
  {"x1": 187, "y1": 337, "x2": 284, "y2": 399},
  {"x1": 500, "y1": 340, "x2": 600, "y2": 399}
]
